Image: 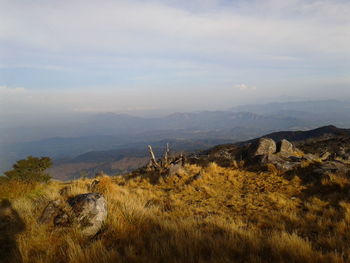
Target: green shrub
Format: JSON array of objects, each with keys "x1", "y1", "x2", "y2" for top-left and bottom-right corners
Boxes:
[{"x1": 4, "y1": 156, "x2": 52, "y2": 183}]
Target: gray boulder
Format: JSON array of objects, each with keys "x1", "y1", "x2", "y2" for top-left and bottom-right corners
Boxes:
[
  {"x1": 277, "y1": 139, "x2": 295, "y2": 156},
  {"x1": 266, "y1": 154, "x2": 301, "y2": 172},
  {"x1": 250, "y1": 138, "x2": 277, "y2": 157},
  {"x1": 67, "y1": 193, "x2": 107, "y2": 236},
  {"x1": 245, "y1": 138, "x2": 304, "y2": 172}
]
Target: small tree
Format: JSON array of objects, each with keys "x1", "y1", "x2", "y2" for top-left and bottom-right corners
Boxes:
[{"x1": 5, "y1": 156, "x2": 52, "y2": 183}]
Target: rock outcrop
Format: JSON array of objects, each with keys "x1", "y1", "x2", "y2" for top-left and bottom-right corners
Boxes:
[
  {"x1": 67, "y1": 193, "x2": 107, "y2": 236},
  {"x1": 249, "y1": 138, "x2": 277, "y2": 157},
  {"x1": 312, "y1": 161, "x2": 350, "y2": 177},
  {"x1": 39, "y1": 193, "x2": 107, "y2": 237},
  {"x1": 245, "y1": 138, "x2": 303, "y2": 172},
  {"x1": 277, "y1": 139, "x2": 295, "y2": 156},
  {"x1": 189, "y1": 127, "x2": 350, "y2": 176}
]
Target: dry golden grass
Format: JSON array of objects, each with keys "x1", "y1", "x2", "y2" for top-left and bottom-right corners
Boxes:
[{"x1": 1, "y1": 163, "x2": 350, "y2": 263}]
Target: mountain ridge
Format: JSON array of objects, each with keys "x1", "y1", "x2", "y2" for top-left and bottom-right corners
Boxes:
[{"x1": 49, "y1": 125, "x2": 350, "y2": 180}]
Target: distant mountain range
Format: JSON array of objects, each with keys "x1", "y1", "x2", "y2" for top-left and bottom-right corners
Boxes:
[
  {"x1": 231, "y1": 100, "x2": 350, "y2": 126},
  {"x1": 1, "y1": 100, "x2": 350, "y2": 179}
]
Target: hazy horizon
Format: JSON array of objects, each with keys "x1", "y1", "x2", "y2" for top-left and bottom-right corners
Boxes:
[{"x1": 1, "y1": 97, "x2": 350, "y2": 128}]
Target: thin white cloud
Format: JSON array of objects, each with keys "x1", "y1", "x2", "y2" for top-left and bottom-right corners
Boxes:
[
  {"x1": 0, "y1": 85, "x2": 26, "y2": 94},
  {"x1": 235, "y1": 84, "x2": 256, "y2": 91}
]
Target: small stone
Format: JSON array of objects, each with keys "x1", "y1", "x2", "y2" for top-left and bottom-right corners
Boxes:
[
  {"x1": 38, "y1": 200, "x2": 63, "y2": 224},
  {"x1": 193, "y1": 173, "x2": 202, "y2": 180},
  {"x1": 320, "y1": 152, "x2": 331, "y2": 161},
  {"x1": 303, "y1": 154, "x2": 318, "y2": 162},
  {"x1": 89, "y1": 180, "x2": 100, "y2": 191},
  {"x1": 167, "y1": 164, "x2": 183, "y2": 177},
  {"x1": 59, "y1": 186, "x2": 71, "y2": 197}
]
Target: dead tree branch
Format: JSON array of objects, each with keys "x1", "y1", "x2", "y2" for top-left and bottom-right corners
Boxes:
[
  {"x1": 164, "y1": 143, "x2": 170, "y2": 167},
  {"x1": 148, "y1": 145, "x2": 160, "y2": 168}
]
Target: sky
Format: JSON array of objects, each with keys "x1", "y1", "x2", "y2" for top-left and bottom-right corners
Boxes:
[{"x1": 0, "y1": 0, "x2": 350, "y2": 121}]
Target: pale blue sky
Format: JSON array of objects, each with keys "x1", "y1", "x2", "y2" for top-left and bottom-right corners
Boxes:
[{"x1": 0, "y1": 0, "x2": 349, "y2": 117}]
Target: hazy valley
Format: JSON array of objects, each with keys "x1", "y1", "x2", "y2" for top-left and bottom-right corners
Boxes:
[{"x1": 2, "y1": 100, "x2": 350, "y2": 180}]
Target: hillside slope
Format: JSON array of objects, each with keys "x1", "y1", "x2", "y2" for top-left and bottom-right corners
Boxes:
[
  {"x1": 1, "y1": 160, "x2": 350, "y2": 263},
  {"x1": 48, "y1": 138, "x2": 230, "y2": 180}
]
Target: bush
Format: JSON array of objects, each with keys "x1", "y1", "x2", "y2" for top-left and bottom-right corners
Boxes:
[{"x1": 4, "y1": 156, "x2": 52, "y2": 183}]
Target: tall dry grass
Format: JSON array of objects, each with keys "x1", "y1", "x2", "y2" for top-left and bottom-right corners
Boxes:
[{"x1": 0, "y1": 163, "x2": 349, "y2": 263}]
